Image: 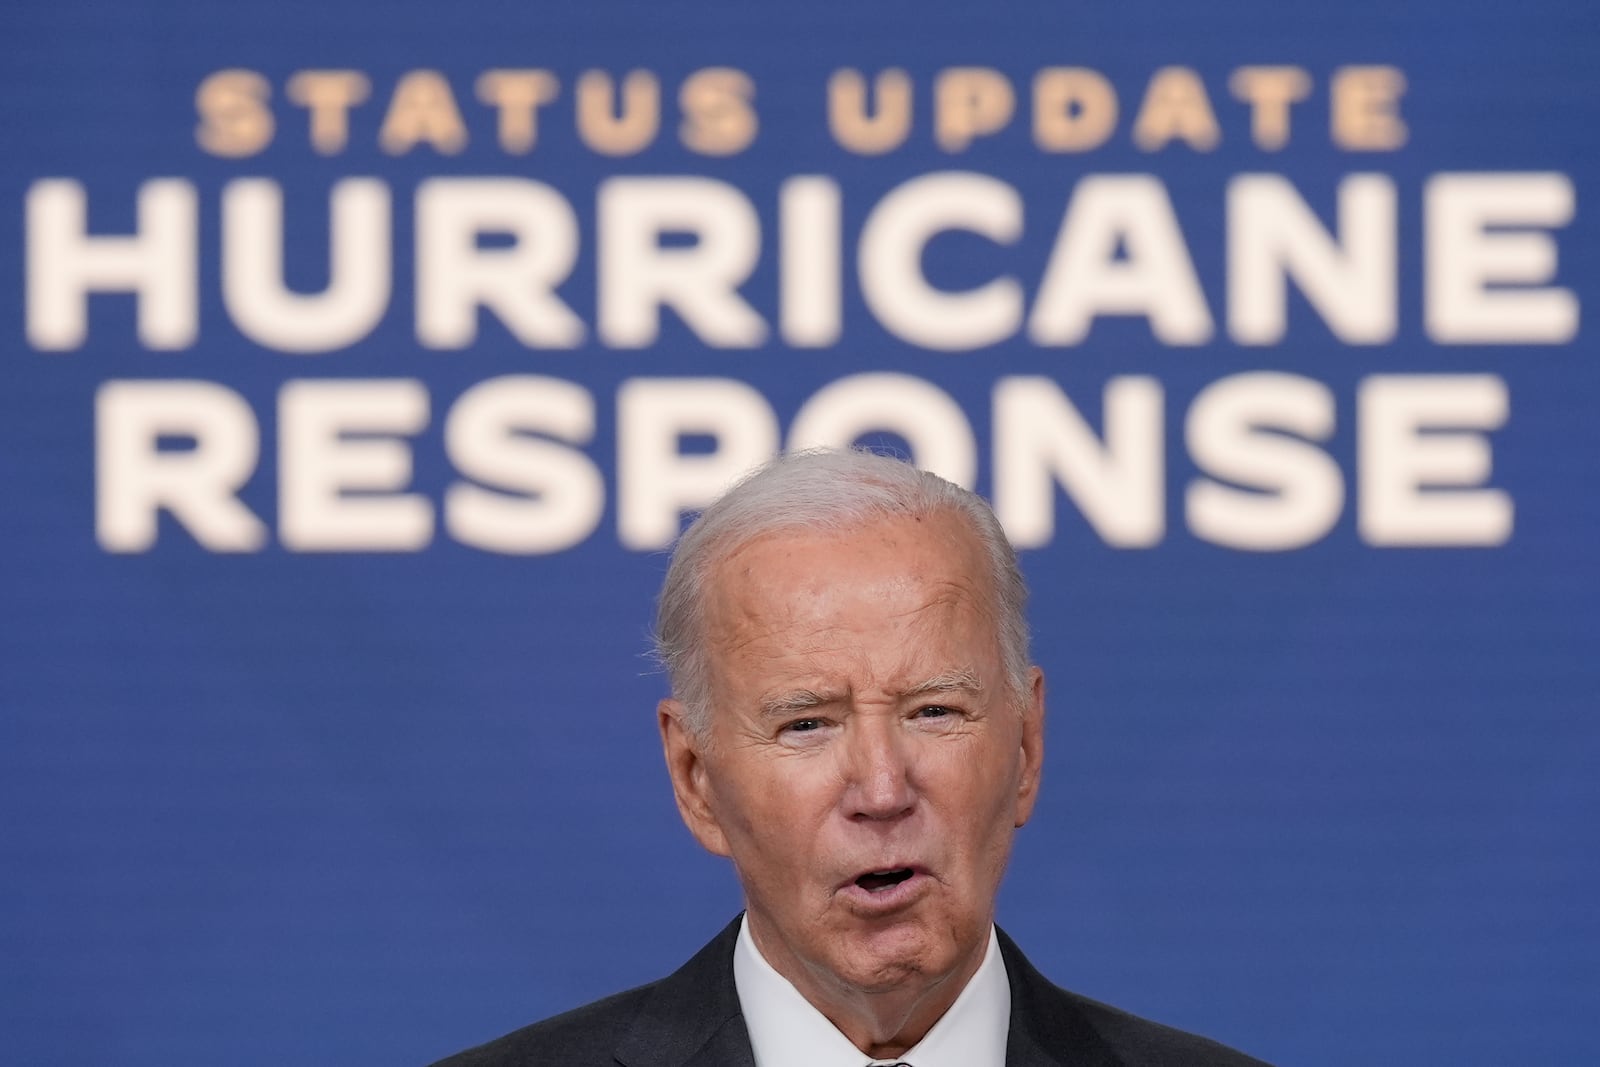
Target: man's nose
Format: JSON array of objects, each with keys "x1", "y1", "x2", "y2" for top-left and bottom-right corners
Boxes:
[{"x1": 842, "y1": 716, "x2": 916, "y2": 821}]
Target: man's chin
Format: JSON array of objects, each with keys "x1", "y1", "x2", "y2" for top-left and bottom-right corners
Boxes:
[{"x1": 824, "y1": 919, "x2": 952, "y2": 994}]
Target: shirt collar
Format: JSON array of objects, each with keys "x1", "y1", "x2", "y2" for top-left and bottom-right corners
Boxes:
[{"x1": 733, "y1": 915, "x2": 1010, "y2": 1067}]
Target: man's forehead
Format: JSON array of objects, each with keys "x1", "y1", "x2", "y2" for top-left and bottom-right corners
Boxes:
[
  {"x1": 704, "y1": 526, "x2": 989, "y2": 631},
  {"x1": 699, "y1": 522, "x2": 1005, "y2": 700},
  {"x1": 708, "y1": 511, "x2": 987, "y2": 585}
]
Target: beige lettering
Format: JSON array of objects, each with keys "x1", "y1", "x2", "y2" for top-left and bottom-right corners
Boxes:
[
  {"x1": 1332, "y1": 65, "x2": 1407, "y2": 150},
  {"x1": 287, "y1": 70, "x2": 372, "y2": 155},
  {"x1": 379, "y1": 69, "x2": 468, "y2": 155},
  {"x1": 195, "y1": 69, "x2": 274, "y2": 158},
  {"x1": 1033, "y1": 67, "x2": 1117, "y2": 153},
  {"x1": 935, "y1": 67, "x2": 1015, "y2": 152},
  {"x1": 576, "y1": 70, "x2": 660, "y2": 156},
  {"x1": 1228, "y1": 65, "x2": 1311, "y2": 150},
  {"x1": 475, "y1": 69, "x2": 560, "y2": 154},
  {"x1": 828, "y1": 68, "x2": 912, "y2": 155},
  {"x1": 1132, "y1": 66, "x2": 1220, "y2": 151},
  {"x1": 679, "y1": 67, "x2": 757, "y2": 156}
]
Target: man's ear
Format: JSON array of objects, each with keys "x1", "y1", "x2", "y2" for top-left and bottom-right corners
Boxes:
[
  {"x1": 1014, "y1": 667, "x2": 1046, "y2": 828},
  {"x1": 658, "y1": 699, "x2": 731, "y2": 857}
]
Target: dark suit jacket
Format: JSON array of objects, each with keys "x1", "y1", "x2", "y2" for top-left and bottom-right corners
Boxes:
[{"x1": 433, "y1": 918, "x2": 1272, "y2": 1066}]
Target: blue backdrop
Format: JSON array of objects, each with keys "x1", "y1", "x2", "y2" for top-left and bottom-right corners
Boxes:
[{"x1": 2, "y1": 1, "x2": 1597, "y2": 1064}]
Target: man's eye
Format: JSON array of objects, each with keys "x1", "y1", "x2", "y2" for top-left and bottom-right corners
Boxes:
[
  {"x1": 917, "y1": 705, "x2": 954, "y2": 718},
  {"x1": 785, "y1": 718, "x2": 824, "y2": 733}
]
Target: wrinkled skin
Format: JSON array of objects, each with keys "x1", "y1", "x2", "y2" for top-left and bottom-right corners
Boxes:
[{"x1": 659, "y1": 512, "x2": 1045, "y2": 1058}]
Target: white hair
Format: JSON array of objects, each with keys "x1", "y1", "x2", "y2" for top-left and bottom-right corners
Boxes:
[{"x1": 653, "y1": 448, "x2": 1031, "y2": 741}]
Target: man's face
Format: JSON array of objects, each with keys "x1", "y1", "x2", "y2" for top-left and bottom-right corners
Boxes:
[{"x1": 660, "y1": 512, "x2": 1044, "y2": 1003}]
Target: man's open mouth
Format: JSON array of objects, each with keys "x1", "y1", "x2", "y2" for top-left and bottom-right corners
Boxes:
[{"x1": 854, "y1": 868, "x2": 916, "y2": 893}]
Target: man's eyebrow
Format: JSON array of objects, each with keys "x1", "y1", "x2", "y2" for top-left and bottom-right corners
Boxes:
[
  {"x1": 900, "y1": 668, "x2": 984, "y2": 699},
  {"x1": 758, "y1": 689, "x2": 835, "y2": 719}
]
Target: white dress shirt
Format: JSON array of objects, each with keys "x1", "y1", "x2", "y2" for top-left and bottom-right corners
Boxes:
[{"x1": 733, "y1": 915, "x2": 1010, "y2": 1067}]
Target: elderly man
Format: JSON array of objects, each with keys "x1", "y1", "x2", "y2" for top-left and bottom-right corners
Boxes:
[{"x1": 437, "y1": 449, "x2": 1270, "y2": 1067}]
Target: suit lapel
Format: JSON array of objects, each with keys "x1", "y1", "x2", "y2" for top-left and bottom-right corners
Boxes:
[
  {"x1": 614, "y1": 917, "x2": 756, "y2": 1067},
  {"x1": 675, "y1": 1015, "x2": 760, "y2": 1067},
  {"x1": 1005, "y1": 1024, "x2": 1066, "y2": 1067},
  {"x1": 999, "y1": 928, "x2": 1125, "y2": 1067}
]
